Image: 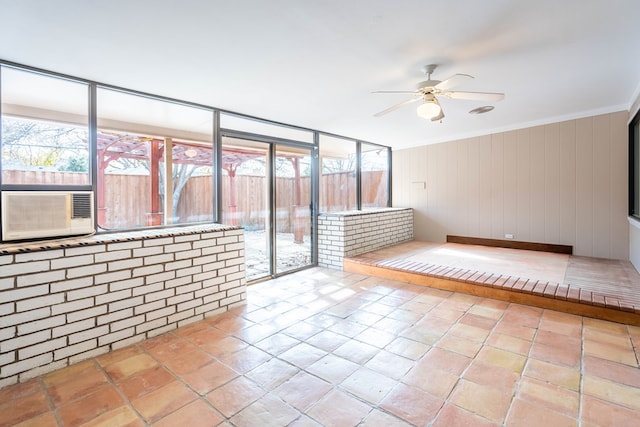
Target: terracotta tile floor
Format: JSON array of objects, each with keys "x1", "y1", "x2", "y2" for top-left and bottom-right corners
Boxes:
[{"x1": 3, "y1": 267, "x2": 640, "y2": 426}]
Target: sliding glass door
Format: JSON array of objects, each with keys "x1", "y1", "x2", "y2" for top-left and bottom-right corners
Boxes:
[
  {"x1": 275, "y1": 145, "x2": 312, "y2": 275},
  {"x1": 221, "y1": 136, "x2": 313, "y2": 281}
]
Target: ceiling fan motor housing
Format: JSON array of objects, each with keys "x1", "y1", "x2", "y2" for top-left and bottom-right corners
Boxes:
[{"x1": 417, "y1": 80, "x2": 440, "y2": 92}]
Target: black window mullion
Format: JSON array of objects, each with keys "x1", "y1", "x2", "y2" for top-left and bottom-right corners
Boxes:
[{"x1": 356, "y1": 141, "x2": 362, "y2": 210}]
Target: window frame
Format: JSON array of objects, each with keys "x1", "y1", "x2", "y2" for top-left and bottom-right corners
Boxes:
[
  {"x1": 0, "y1": 59, "x2": 392, "y2": 236},
  {"x1": 359, "y1": 140, "x2": 392, "y2": 210},
  {"x1": 629, "y1": 108, "x2": 640, "y2": 219},
  {"x1": 318, "y1": 132, "x2": 392, "y2": 211},
  {"x1": 0, "y1": 64, "x2": 93, "y2": 192},
  {"x1": 94, "y1": 85, "x2": 217, "y2": 230}
]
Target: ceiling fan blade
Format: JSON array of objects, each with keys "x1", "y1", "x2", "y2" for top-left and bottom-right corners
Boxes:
[
  {"x1": 441, "y1": 91, "x2": 505, "y2": 101},
  {"x1": 434, "y1": 74, "x2": 473, "y2": 91},
  {"x1": 373, "y1": 97, "x2": 421, "y2": 117},
  {"x1": 431, "y1": 109, "x2": 445, "y2": 122},
  {"x1": 430, "y1": 98, "x2": 445, "y2": 122},
  {"x1": 372, "y1": 90, "x2": 419, "y2": 94}
]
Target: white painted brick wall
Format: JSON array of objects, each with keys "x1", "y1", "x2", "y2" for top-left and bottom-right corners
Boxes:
[
  {"x1": 318, "y1": 208, "x2": 413, "y2": 269},
  {"x1": 0, "y1": 224, "x2": 246, "y2": 386}
]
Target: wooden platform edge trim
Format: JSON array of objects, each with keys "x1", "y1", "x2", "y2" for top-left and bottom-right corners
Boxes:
[
  {"x1": 343, "y1": 260, "x2": 640, "y2": 326},
  {"x1": 446, "y1": 235, "x2": 573, "y2": 255}
]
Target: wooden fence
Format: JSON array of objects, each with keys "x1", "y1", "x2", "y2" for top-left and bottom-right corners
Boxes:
[
  {"x1": 2, "y1": 170, "x2": 89, "y2": 186},
  {"x1": 2, "y1": 170, "x2": 387, "y2": 231}
]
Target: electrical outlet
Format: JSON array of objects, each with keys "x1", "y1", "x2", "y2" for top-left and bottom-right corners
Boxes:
[{"x1": 505, "y1": 233, "x2": 514, "y2": 239}]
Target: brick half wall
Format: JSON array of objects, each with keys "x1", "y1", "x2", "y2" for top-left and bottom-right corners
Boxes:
[
  {"x1": 0, "y1": 224, "x2": 246, "y2": 387},
  {"x1": 318, "y1": 208, "x2": 413, "y2": 269}
]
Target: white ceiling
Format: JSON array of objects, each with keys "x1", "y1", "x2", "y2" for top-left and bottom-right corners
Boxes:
[{"x1": 1, "y1": 0, "x2": 639, "y2": 150}]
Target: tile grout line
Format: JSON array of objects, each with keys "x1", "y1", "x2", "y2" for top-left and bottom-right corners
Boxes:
[
  {"x1": 92, "y1": 350, "x2": 151, "y2": 426},
  {"x1": 502, "y1": 307, "x2": 544, "y2": 427},
  {"x1": 578, "y1": 315, "x2": 585, "y2": 427},
  {"x1": 302, "y1": 276, "x2": 449, "y2": 425},
  {"x1": 234, "y1": 279, "x2": 388, "y2": 425},
  {"x1": 37, "y1": 375, "x2": 63, "y2": 427},
  {"x1": 173, "y1": 325, "x2": 253, "y2": 424},
  {"x1": 629, "y1": 325, "x2": 640, "y2": 368},
  {"x1": 416, "y1": 289, "x2": 511, "y2": 425}
]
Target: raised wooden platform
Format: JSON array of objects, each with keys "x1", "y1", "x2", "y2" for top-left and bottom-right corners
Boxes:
[{"x1": 343, "y1": 241, "x2": 640, "y2": 326}]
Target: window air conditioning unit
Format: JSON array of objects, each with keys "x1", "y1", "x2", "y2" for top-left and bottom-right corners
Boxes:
[{"x1": 1, "y1": 191, "x2": 95, "y2": 241}]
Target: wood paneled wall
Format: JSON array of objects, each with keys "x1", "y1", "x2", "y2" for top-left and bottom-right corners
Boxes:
[{"x1": 393, "y1": 111, "x2": 628, "y2": 259}]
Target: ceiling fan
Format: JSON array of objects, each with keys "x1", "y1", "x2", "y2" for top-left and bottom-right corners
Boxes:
[{"x1": 373, "y1": 64, "x2": 505, "y2": 122}]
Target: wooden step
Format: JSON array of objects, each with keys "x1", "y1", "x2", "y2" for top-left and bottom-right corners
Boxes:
[{"x1": 343, "y1": 257, "x2": 640, "y2": 326}]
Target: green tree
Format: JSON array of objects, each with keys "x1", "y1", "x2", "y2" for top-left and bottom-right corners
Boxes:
[{"x1": 59, "y1": 156, "x2": 89, "y2": 172}]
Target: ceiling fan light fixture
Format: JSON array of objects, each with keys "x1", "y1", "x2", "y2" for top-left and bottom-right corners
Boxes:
[{"x1": 417, "y1": 101, "x2": 441, "y2": 119}]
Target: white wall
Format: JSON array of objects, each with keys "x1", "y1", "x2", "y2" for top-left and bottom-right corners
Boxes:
[
  {"x1": 629, "y1": 219, "x2": 640, "y2": 269},
  {"x1": 393, "y1": 111, "x2": 628, "y2": 260}
]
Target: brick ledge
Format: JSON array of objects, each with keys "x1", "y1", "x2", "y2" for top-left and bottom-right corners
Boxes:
[{"x1": 0, "y1": 223, "x2": 241, "y2": 255}]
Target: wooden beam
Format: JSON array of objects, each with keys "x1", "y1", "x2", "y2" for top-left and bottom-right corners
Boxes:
[
  {"x1": 164, "y1": 137, "x2": 173, "y2": 225},
  {"x1": 148, "y1": 139, "x2": 162, "y2": 226},
  {"x1": 447, "y1": 235, "x2": 573, "y2": 254}
]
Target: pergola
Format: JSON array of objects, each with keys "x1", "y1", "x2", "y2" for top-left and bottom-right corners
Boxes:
[{"x1": 97, "y1": 132, "x2": 305, "y2": 241}]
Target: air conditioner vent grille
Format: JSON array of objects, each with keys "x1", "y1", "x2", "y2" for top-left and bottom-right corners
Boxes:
[
  {"x1": 1, "y1": 191, "x2": 95, "y2": 241},
  {"x1": 72, "y1": 193, "x2": 92, "y2": 219}
]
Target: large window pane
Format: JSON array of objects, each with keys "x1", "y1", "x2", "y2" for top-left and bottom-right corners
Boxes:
[
  {"x1": 171, "y1": 142, "x2": 214, "y2": 225},
  {"x1": 275, "y1": 145, "x2": 312, "y2": 275},
  {"x1": 319, "y1": 135, "x2": 356, "y2": 212},
  {"x1": 1, "y1": 66, "x2": 89, "y2": 186},
  {"x1": 221, "y1": 137, "x2": 269, "y2": 280},
  {"x1": 361, "y1": 143, "x2": 389, "y2": 208},
  {"x1": 96, "y1": 88, "x2": 213, "y2": 230},
  {"x1": 221, "y1": 113, "x2": 314, "y2": 144}
]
